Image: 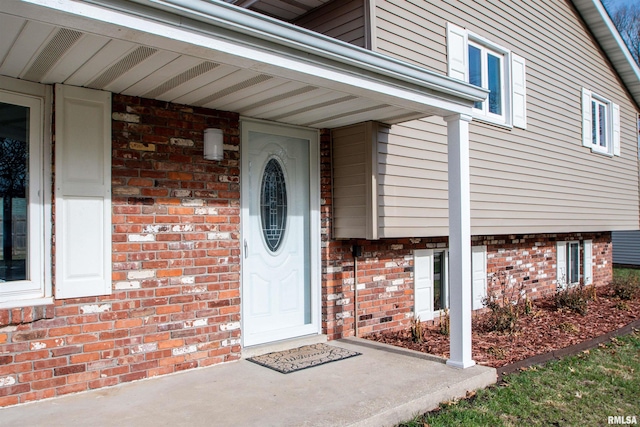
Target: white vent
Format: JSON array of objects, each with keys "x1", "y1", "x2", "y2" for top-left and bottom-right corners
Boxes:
[
  {"x1": 196, "y1": 74, "x2": 273, "y2": 106},
  {"x1": 90, "y1": 46, "x2": 157, "y2": 89},
  {"x1": 23, "y1": 28, "x2": 83, "y2": 82},
  {"x1": 242, "y1": 85, "x2": 317, "y2": 111},
  {"x1": 144, "y1": 62, "x2": 219, "y2": 98},
  {"x1": 270, "y1": 95, "x2": 357, "y2": 121},
  {"x1": 305, "y1": 104, "x2": 390, "y2": 127}
]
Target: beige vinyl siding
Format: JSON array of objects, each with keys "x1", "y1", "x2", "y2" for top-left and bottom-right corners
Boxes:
[
  {"x1": 373, "y1": 0, "x2": 640, "y2": 238},
  {"x1": 293, "y1": 0, "x2": 367, "y2": 48},
  {"x1": 332, "y1": 123, "x2": 372, "y2": 239}
]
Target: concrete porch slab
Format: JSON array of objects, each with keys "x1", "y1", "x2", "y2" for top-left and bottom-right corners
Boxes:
[{"x1": 0, "y1": 338, "x2": 496, "y2": 427}]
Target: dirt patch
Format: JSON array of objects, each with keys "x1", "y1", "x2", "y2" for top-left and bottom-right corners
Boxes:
[{"x1": 365, "y1": 286, "x2": 640, "y2": 368}]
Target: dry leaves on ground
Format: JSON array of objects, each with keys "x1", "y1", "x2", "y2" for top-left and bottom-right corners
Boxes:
[{"x1": 366, "y1": 286, "x2": 640, "y2": 367}]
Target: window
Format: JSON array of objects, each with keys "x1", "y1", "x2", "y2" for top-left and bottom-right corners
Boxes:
[
  {"x1": 433, "y1": 249, "x2": 449, "y2": 311},
  {"x1": 468, "y1": 42, "x2": 504, "y2": 119},
  {"x1": 582, "y1": 88, "x2": 620, "y2": 156},
  {"x1": 0, "y1": 79, "x2": 51, "y2": 308},
  {"x1": 414, "y1": 246, "x2": 487, "y2": 321},
  {"x1": 447, "y1": 23, "x2": 527, "y2": 129},
  {"x1": 556, "y1": 240, "x2": 593, "y2": 288}
]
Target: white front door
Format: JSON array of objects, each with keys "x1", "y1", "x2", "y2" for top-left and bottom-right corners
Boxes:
[{"x1": 241, "y1": 121, "x2": 319, "y2": 347}]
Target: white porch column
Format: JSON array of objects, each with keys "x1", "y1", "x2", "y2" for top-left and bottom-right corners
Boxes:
[{"x1": 444, "y1": 113, "x2": 475, "y2": 369}]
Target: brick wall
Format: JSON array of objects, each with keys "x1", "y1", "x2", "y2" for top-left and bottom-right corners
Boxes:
[
  {"x1": 480, "y1": 232, "x2": 612, "y2": 300},
  {"x1": 0, "y1": 103, "x2": 615, "y2": 407},
  {"x1": 321, "y1": 231, "x2": 612, "y2": 339},
  {"x1": 0, "y1": 95, "x2": 241, "y2": 406}
]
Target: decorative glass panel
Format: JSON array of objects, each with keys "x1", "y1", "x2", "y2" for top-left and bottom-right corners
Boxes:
[
  {"x1": 260, "y1": 159, "x2": 287, "y2": 252},
  {"x1": 0, "y1": 102, "x2": 29, "y2": 282}
]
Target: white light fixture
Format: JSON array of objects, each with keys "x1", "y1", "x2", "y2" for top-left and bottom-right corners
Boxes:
[{"x1": 204, "y1": 128, "x2": 224, "y2": 161}]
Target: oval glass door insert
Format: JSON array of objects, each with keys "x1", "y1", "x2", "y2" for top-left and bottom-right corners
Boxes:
[{"x1": 260, "y1": 158, "x2": 287, "y2": 252}]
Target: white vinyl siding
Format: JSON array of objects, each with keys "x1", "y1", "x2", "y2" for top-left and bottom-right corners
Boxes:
[
  {"x1": 371, "y1": 0, "x2": 639, "y2": 237},
  {"x1": 55, "y1": 84, "x2": 112, "y2": 299}
]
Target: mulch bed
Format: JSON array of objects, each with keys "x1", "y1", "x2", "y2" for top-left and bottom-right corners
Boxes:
[{"x1": 366, "y1": 286, "x2": 640, "y2": 369}]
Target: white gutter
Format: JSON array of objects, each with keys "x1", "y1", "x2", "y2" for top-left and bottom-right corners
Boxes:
[{"x1": 83, "y1": 0, "x2": 487, "y2": 104}]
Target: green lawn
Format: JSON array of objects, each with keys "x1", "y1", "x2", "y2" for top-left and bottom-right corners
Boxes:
[
  {"x1": 400, "y1": 330, "x2": 640, "y2": 427},
  {"x1": 614, "y1": 267, "x2": 640, "y2": 281}
]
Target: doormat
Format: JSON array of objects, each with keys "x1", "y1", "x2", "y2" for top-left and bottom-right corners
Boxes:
[{"x1": 247, "y1": 343, "x2": 361, "y2": 374}]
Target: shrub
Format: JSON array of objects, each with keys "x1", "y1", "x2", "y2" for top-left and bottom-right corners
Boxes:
[
  {"x1": 611, "y1": 274, "x2": 639, "y2": 300},
  {"x1": 482, "y1": 270, "x2": 526, "y2": 333},
  {"x1": 410, "y1": 317, "x2": 424, "y2": 343},
  {"x1": 554, "y1": 279, "x2": 590, "y2": 315}
]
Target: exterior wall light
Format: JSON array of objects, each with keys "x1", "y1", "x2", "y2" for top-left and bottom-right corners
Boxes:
[{"x1": 204, "y1": 128, "x2": 224, "y2": 161}]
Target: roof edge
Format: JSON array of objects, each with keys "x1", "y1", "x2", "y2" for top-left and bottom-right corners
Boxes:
[
  {"x1": 572, "y1": 0, "x2": 640, "y2": 108},
  {"x1": 84, "y1": 0, "x2": 487, "y2": 104}
]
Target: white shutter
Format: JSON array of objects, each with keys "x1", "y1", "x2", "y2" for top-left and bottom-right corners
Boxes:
[
  {"x1": 556, "y1": 241, "x2": 567, "y2": 289},
  {"x1": 471, "y1": 246, "x2": 487, "y2": 310},
  {"x1": 511, "y1": 53, "x2": 527, "y2": 129},
  {"x1": 583, "y1": 240, "x2": 593, "y2": 285},
  {"x1": 447, "y1": 23, "x2": 468, "y2": 81},
  {"x1": 582, "y1": 88, "x2": 592, "y2": 148},
  {"x1": 612, "y1": 103, "x2": 621, "y2": 156},
  {"x1": 414, "y1": 249, "x2": 434, "y2": 321},
  {"x1": 55, "y1": 84, "x2": 112, "y2": 298}
]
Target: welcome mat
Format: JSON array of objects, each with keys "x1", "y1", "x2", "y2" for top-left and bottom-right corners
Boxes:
[{"x1": 247, "y1": 343, "x2": 361, "y2": 374}]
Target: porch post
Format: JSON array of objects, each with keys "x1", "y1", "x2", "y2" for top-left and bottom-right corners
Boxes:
[{"x1": 444, "y1": 113, "x2": 475, "y2": 369}]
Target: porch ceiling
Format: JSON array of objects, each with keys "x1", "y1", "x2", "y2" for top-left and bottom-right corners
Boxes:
[{"x1": 1, "y1": 0, "x2": 485, "y2": 129}]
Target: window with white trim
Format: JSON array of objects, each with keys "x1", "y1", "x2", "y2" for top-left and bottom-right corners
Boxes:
[
  {"x1": 447, "y1": 23, "x2": 527, "y2": 129},
  {"x1": 414, "y1": 246, "x2": 487, "y2": 321},
  {"x1": 556, "y1": 240, "x2": 593, "y2": 288},
  {"x1": 0, "y1": 79, "x2": 52, "y2": 308},
  {"x1": 581, "y1": 88, "x2": 620, "y2": 156},
  {"x1": 433, "y1": 249, "x2": 449, "y2": 311}
]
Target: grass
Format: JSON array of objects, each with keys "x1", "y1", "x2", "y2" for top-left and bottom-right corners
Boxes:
[
  {"x1": 614, "y1": 267, "x2": 640, "y2": 281},
  {"x1": 399, "y1": 330, "x2": 640, "y2": 427}
]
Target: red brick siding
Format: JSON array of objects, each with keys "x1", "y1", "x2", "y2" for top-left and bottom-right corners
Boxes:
[
  {"x1": 480, "y1": 233, "x2": 611, "y2": 300},
  {"x1": 0, "y1": 95, "x2": 241, "y2": 406}
]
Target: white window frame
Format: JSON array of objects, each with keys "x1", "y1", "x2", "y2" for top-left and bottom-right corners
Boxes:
[
  {"x1": 414, "y1": 246, "x2": 487, "y2": 321},
  {"x1": 566, "y1": 241, "x2": 581, "y2": 286},
  {"x1": 468, "y1": 38, "x2": 509, "y2": 124},
  {"x1": 447, "y1": 23, "x2": 526, "y2": 129},
  {"x1": 556, "y1": 240, "x2": 593, "y2": 289},
  {"x1": 0, "y1": 77, "x2": 52, "y2": 308},
  {"x1": 582, "y1": 88, "x2": 620, "y2": 156},
  {"x1": 433, "y1": 248, "x2": 450, "y2": 313}
]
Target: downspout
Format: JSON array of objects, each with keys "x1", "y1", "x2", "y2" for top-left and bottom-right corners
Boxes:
[{"x1": 352, "y1": 244, "x2": 362, "y2": 337}]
